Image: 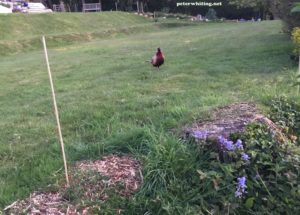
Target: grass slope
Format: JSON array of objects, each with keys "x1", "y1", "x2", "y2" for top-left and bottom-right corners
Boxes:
[
  {"x1": 0, "y1": 13, "x2": 297, "y2": 212},
  {"x1": 0, "y1": 12, "x2": 150, "y2": 40},
  {"x1": 0, "y1": 12, "x2": 153, "y2": 55}
]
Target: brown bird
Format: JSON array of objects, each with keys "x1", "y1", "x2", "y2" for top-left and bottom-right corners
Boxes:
[{"x1": 148, "y1": 48, "x2": 165, "y2": 69}]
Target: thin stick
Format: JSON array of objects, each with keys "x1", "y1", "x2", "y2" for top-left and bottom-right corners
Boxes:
[
  {"x1": 42, "y1": 36, "x2": 69, "y2": 187},
  {"x1": 3, "y1": 200, "x2": 18, "y2": 211}
]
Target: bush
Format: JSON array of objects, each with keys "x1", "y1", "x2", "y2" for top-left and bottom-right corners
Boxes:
[
  {"x1": 241, "y1": 123, "x2": 300, "y2": 213},
  {"x1": 269, "y1": 96, "x2": 300, "y2": 137},
  {"x1": 185, "y1": 98, "x2": 300, "y2": 213},
  {"x1": 205, "y1": 8, "x2": 218, "y2": 20},
  {"x1": 276, "y1": 0, "x2": 300, "y2": 32}
]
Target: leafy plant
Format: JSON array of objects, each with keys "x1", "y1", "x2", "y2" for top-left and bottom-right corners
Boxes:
[
  {"x1": 291, "y1": 2, "x2": 300, "y2": 13},
  {"x1": 291, "y1": 27, "x2": 300, "y2": 94},
  {"x1": 240, "y1": 123, "x2": 300, "y2": 213},
  {"x1": 269, "y1": 96, "x2": 300, "y2": 137},
  {"x1": 188, "y1": 110, "x2": 300, "y2": 214}
]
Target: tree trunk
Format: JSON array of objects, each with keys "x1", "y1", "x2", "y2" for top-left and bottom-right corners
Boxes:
[
  {"x1": 60, "y1": 1, "x2": 65, "y2": 12},
  {"x1": 269, "y1": 1, "x2": 280, "y2": 19},
  {"x1": 141, "y1": 1, "x2": 144, "y2": 13},
  {"x1": 137, "y1": 0, "x2": 140, "y2": 13}
]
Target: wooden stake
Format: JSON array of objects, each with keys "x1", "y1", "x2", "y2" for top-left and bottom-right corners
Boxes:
[{"x1": 42, "y1": 36, "x2": 69, "y2": 187}]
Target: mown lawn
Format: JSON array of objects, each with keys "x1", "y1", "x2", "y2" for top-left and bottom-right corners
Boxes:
[{"x1": 0, "y1": 14, "x2": 297, "y2": 212}]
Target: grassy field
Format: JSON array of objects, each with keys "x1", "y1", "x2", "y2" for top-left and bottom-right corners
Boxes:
[{"x1": 0, "y1": 12, "x2": 297, "y2": 213}]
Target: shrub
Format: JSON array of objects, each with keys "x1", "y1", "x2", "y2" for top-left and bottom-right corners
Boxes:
[
  {"x1": 269, "y1": 96, "x2": 300, "y2": 137},
  {"x1": 280, "y1": 0, "x2": 300, "y2": 32},
  {"x1": 188, "y1": 102, "x2": 300, "y2": 213},
  {"x1": 205, "y1": 8, "x2": 218, "y2": 20}
]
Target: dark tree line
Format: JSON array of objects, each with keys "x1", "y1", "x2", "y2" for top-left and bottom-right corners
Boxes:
[
  {"x1": 44, "y1": 0, "x2": 257, "y2": 19},
  {"x1": 229, "y1": 0, "x2": 300, "y2": 31},
  {"x1": 44, "y1": 0, "x2": 300, "y2": 28}
]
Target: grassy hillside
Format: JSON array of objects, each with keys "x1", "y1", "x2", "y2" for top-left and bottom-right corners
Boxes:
[
  {"x1": 0, "y1": 12, "x2": 150, "y2": 40},
  {"x1": 0, "y1": 13, "x2": 298, "y2": 213},
  {"x1": 0, "y1": 12, "x2": 154, "y2": 55}
]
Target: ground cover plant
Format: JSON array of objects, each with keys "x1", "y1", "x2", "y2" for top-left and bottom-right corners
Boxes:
[{"x1": 0, "y1": 12, "x2": 299, "y2": 214}]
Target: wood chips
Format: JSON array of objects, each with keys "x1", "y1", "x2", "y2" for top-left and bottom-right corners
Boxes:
[
  {"x1": 185, "y1": 102, "x2": 288, "y2": 142},
  {"x1": 4, "y1": 155, "x2": 141, "y2": 215}
]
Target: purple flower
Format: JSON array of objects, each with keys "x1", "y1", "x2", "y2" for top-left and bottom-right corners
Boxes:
[
  {"x1": 235, "y1": 139, "x2": 244, "y2": 150},
  {"x1": 241, "y1": 153, "x2": 250, "y2": 162},
  {"x1": 218, "y1": 136, "x2": 235, "y2": 151},
  {"x1": 218, "y1": 136, "x2": 227, "y2": 144},
  {"x1": 192, "y1": 130, "x2": 208, "y2": 140},
  {"x1": 235, "y1": 176, "x2": 247, "y2": 198}
]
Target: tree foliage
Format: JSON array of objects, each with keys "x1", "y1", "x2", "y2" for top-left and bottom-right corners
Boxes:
[
  {"x1": 291, "y1": 2, "x2": 300, "y2": 13},
  {"x1": 229, "y1": 0, "x2": 300, "y2": 31},
  {"x1": 229, "y1": 0, "x2": 267, "y2": 8},
  {"x1": 47, "y1": 0, "x2": 300, "y2": 27},
  {"x1": 205, "y1": 8, "x2": 217, "y2": 20},
  {"x1": 46, "y1": 0, "x2": 257, "y2": 19}
]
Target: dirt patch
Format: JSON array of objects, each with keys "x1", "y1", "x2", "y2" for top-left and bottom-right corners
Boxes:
[
  {"x1": 184, "y1": 102, "x2": 288, "y2": 142},
  {"x1": 4, "y1": 155, "x2": 141, "y2": 215}
]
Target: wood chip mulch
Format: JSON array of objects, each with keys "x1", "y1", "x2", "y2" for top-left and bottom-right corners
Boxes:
[
  {"x1": 4, "y1": 192, "x2": 79, "y2": 215},
  {"x1": 75, "y1": 155, "x2": 141, "y2": 196},
  {"x1": 184, "y1": 102, "x2": 288, "y2": 143},
  {"x1": 4, "y1": 155, "x2": 141, "y2": 215}
]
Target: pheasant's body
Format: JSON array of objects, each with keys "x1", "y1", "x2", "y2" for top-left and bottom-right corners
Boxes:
[{"x1": 151, "y1": 48, "x2": 165, "y2": 69}]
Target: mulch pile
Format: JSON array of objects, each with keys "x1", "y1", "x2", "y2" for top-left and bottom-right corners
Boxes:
[
  {"x1": 4, "y1": 192, "x2": 78, "y2": 215},
  {"x1": 4, "y1": 155, "x2": 141, "y2": 215},
  {"x1": 75, "y1": 155, "x2": 142, "y2": 197},
  {"x1": 185, "y1": 102, "x2": 288, "y2": 142}
]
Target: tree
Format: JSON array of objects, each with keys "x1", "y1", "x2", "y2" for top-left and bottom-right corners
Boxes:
[
  {"x1": 230, "y1": 0, "x2": 300, "y2": 31},
  {"x1": 278, "y1": 0, "x2": 300, "y2": 32},
  {"x1": 229, "y1": 0, "x2": 267, "y2": 8},
  {"x1": 291, "y1": 2, "x2": 300, "y2": 13},
  {"x1": 205, "y1": 8, "x2": 217, "y2": 20},
  {"x1": 228, "y1": 0, "x2": 273, "y2": 19},
  {"x1": 115, "y1": 0, "x2": 119, "y2": 11}
]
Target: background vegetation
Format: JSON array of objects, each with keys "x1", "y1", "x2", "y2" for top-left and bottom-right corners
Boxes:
[
  {"x1": 43, "y1": 0, "x2": 300, "y2": 31},
  {"x1": 0, "y1": 12, "x2": 299, "y2": 214}
]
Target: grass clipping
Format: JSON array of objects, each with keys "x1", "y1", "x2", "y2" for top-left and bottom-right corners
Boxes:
[{"x1": 5, "y1": 155, "x2": 141, "y2": 214}]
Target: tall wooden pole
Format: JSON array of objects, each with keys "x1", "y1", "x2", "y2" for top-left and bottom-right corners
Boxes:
[{"x1": 42, "y1": 36, "x2": 69, "y2": 187}]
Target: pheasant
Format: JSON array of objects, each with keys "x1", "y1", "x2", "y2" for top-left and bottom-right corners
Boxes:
[{"x1": 148, "y1": 48, "x2": 165, "y2": 69}]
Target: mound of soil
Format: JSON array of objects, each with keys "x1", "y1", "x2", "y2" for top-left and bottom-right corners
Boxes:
[
  {"x1": 4, "y1": 155, "x2": 141, "y2": 215},
  {"x1": 185, "y1": 102, "x2": 287, "y2": 142}
]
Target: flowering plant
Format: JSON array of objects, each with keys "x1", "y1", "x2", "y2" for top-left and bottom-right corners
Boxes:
[{"x1": 190, "y1": 120, "x2": 300, "y2": 213}]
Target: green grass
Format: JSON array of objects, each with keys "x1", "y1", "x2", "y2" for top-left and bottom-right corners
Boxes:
[
  {"x1": 0, "y1": 12, "x2": 151, "y2": 40},
  {"x1": 0, "y1": 12, "x2": 298, "y2": 212},
  {"x1": 0, "y1": 12, "x2": 154, "y2": 55}
]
